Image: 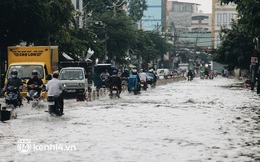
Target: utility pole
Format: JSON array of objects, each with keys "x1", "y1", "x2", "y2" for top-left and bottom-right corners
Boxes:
[{"x1": 107, "y1": 0, "x2": 126, "y2": 16}]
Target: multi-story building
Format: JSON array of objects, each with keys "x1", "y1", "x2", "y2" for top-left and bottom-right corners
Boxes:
[
  {"x1": 141, "y1": 0, "x2": 163, "y2": 31},
  {"x1": 212, "y1": 0, "x2": 237, "y2": 71},
  {"x1": 167, "y1": 1, "x2": 211, "y2": 33},
  {"x1": 166, "y1": 1, "x2": 213, "y2": 70},
  {"x1": 212, "y1": 0, "x2": 237, "y2": 48}
]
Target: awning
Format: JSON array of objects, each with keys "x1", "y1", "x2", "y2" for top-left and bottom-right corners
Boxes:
[{"x1": 129, "y1": 64, "x2": 136, "y2": 68}]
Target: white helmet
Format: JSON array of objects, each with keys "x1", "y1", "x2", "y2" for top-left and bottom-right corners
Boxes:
[{"x1": 132, "y1": 69, "x2": 137, "y2": 73}]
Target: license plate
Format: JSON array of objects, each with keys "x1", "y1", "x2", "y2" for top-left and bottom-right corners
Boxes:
[
  {"x1": 140, "y1": 84, "x2": 144, "y2": 86},
  {"x1": 48, "y1": 101, "x2": 55, "y2": 105},
  {"x1": 112, "y1": 90, "x2": 117, "y2": 94},
  {"x1": 67, "y1": 90, "x2": 76, "y2": 92}
]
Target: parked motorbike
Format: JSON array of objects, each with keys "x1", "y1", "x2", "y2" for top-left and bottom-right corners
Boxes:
[
  {"x1": 47, "y1": 95, "x2": 62, "y2": 116},
  {"x1": 26, "y1": 84, "x2": 42, "y2": 108},
  {"x1": 110, "y1": 86, "x2": 120, "y2": 99}
]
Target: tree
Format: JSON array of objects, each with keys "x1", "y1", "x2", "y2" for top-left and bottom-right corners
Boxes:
[
  {"x1": 220, "y1": 0, "x2": 260, "y2": 37},
  {"x1": 211, "y1": 22, "x2": 253, "y2": 69},
  {"x1": 127, "y1": 0, "x2": 147, "y2": 22},
  {"x1": 0, "y1": 0, "x2": 74, "y2": 46}
]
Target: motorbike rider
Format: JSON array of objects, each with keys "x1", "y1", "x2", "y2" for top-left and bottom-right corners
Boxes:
[
  {"x1": 108, "y1": 70, "x2": 122, "y2": 97},
  {"x1": 204, "y1": 69, "x2": 209, "y2": 77},
  {"x1": 3, "y1": 70, "x2": 23, "y2": 106},
  {"x1": 46, "y1": 71, "x2": 65, "y2": 115},
  {"x1": 139, "y1": 69, "x2": 148, "y2": 90},
  {"x1": 147, "y1": 69, "x2": 157, "y2": 86},
  {"x1": 200, "y1": 69, "x2": 204, "y2": 78},
  {"x1": 129, "y1": 69, "x2": 141, "y2": 92},
  {"x1": 121, "y1": 69, "x2": 130, "y2": 78},
  {"x1": 100, "y1": 69, "x2": 110, "y2": 88},
  {"x1": 187, "y1": 69, "x2": 193, "y2": 80},
  {"x1": 26, "y1": 70, "x2": 43, "y2": 100},
  {"x1": 213, "y1": 69, "x2": 218, "y2": 76}
]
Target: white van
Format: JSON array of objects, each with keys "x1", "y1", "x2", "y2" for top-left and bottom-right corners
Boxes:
[
  {"x1": 59, "y1": 67, "x2": 88, "y2": 95},
  {"x1": 156, "y1": 69, "x2": 169, "y2": 79}
]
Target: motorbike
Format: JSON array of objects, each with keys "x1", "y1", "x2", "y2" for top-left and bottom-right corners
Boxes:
[
  {"x1": 209, "y1": 73, "x2": 214, "y2": 80},
  {"x1": 110, "y1": 86, "x2": 120, "y2": 99},
  {"x1": 5, "y1": 86, "x2": 21, "y2": 108},
  {"x1": 121, "y1": 77, "x2": 128, "y2": 92},
  {"x1": 26, "y1": 84, "x2": 42, "y2": 108},
  {"x1": 187, "y1": 75, "x2": 192, "y2": 81},
  {"x1": 140, "y1": 80, "x2": 147, "y2": 90},
  {"x1": 128, "y1": 76, "x2": 140, "y2": 95},
  {"x1": 47, "y1": 95, "x2": 62, "y2": 116},
  {"x1": 146, "y1": 75, "x2": 156, "y2": 88},
  {"x1": 100, "y1": 78, "x2": 108, "y2": 88}
]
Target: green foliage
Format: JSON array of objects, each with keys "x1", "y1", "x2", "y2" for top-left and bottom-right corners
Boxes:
[
  {"x1": 128, "y1": 0, "x2": 147, "y2": 22},
  {"x1": 220, "y1": 0, "x2": 260, "y2": 36},
  {"x1": 0, "y1": 0, "x2": 171, "y2": 66},
  {"x1": 0, "y1": 0, "x2": 74, "y2": 46},
  {"x1": 211, "y1": 22, "x2": 253, "y2": 69},
  {"x1": 96, "y1": 12, "x2": 137, "y2": 64}
]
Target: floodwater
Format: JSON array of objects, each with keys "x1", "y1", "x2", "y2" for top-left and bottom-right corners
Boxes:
[{"x1": 0, "y1": 76, "x2": 259, "y2": 162}]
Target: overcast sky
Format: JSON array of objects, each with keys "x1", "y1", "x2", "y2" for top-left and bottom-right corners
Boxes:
[{"x1": 174, "y1": 0, "x2": 212, "y2": 13}]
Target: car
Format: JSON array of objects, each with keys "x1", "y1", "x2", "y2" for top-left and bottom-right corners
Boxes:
[{"x1": 59, "y1": 67, "x2": 89, "y2": 97}]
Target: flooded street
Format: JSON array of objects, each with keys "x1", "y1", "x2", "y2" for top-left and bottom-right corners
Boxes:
[{"x1": 0, "y1": 77, "x2": 260, "y2": 162}]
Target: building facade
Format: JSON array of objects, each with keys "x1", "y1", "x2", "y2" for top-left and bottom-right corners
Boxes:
[
  {"x1": 212, "y1": 0, "x2": 237, "y2": 49},
  {"x1": 141, "y1": 0, "x2": 163, "y2": 31}
]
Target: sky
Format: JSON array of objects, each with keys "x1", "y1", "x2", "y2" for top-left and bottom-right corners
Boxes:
[{"x1": 175, "y1": 0, "x2": 212, "y2": 13}]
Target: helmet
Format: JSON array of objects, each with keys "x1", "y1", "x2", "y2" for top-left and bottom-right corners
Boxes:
[
  {"x1": 149, "y1": 69, "x2": 153, "y2": 72},
  {"x1": 132, "y1": 69, "x2": 137, "y2": 74},
  {"x1": 112, "y1": 70, "x2": 118, "y2": 74},
  {"x1": 11, "y1": 70, "x2": 18, "y2": 75},
  {"x1": 11, "y1": 70, "x2": 18, "y2": 78},
  {"x1": 32, "y1": 70, "x2": 38, "y2": 77}
]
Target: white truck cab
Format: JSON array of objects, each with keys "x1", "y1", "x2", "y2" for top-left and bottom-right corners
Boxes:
[{"x1": 59, "y1": 67, "x2": 88, "y2": 95}]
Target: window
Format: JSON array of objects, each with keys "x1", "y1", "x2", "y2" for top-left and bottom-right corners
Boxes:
[
  {"x1": 217, "y1": 13, "x2": 222, "y2": 27},
  {"x1": 223, "y1": 13, "x2": 227, "y2": 26},
  {"x1": 76, "y1": 0, "x2": 79, "y2": 10},
  {"x1": 229, "y1": 13, "x2": 235, "y2": 24}
]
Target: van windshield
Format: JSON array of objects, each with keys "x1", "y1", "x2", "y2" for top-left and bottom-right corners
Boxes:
[
  {"x1": 59, "y1": 69, "x2": 84, "y2": 80},
  {"x1": 8, "y1": 65, "x2": 44, "y2": 79}
]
